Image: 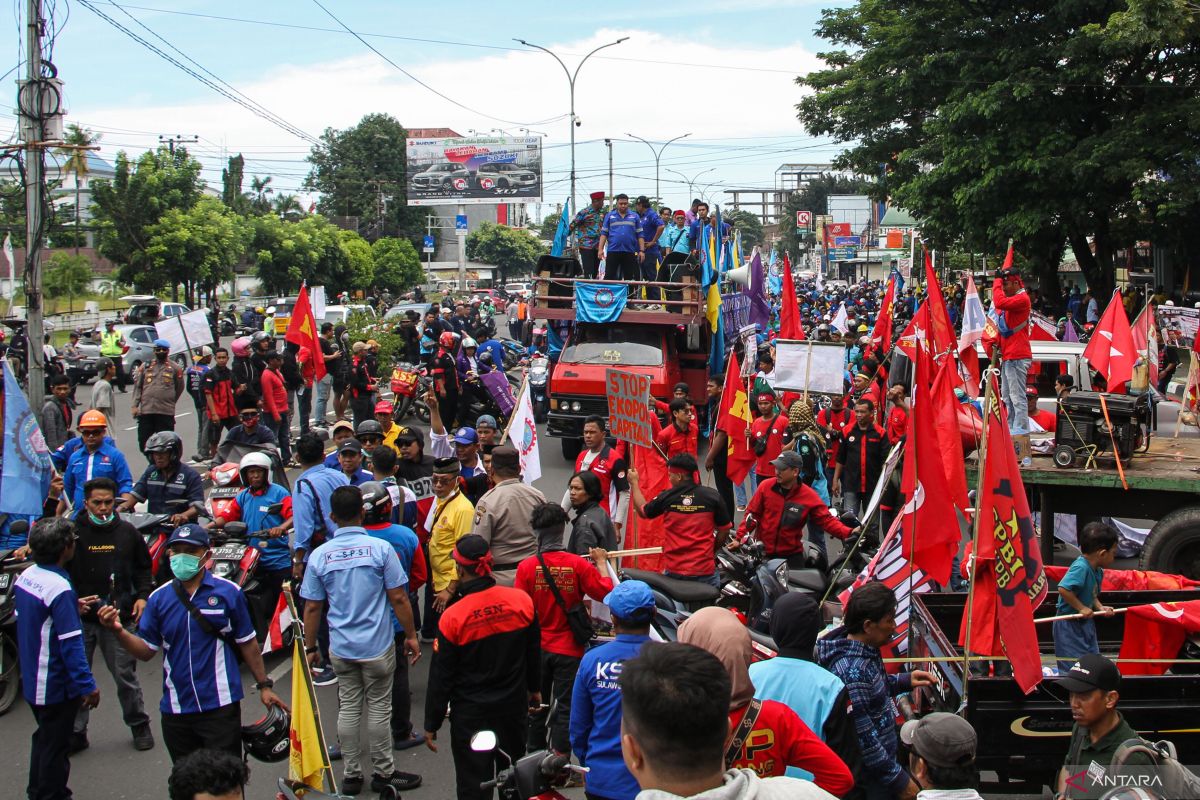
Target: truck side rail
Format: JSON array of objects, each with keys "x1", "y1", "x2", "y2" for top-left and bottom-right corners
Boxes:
[{"x1": 531, "y1": 275, "x2": 706, "y2": 324}]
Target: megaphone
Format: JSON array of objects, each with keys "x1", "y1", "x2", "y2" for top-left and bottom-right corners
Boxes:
[{"x1": 726, "y1": 265, "x2": 750, "y2": 286}]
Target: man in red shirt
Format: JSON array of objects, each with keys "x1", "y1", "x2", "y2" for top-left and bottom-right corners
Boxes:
[
  {"x1": 654, "y1": 398, "x2": 698, "y2": 459},
  {"x1": 885, "y1": 384, "x2": 908, "y2": 445},
  {"x1": 260, "y1": 350, "x2": 290, "y2": 464},
  {"x1": 1027, "y1": 387, "x2": 1057, "y2": 433},
  {"x1": 816, "y1": 395, "x2": 854, "y2": 486},
  {"x1": 569, "y1": 416, "x2": 630, "y2": 535},
  {"x1": 515, "y1": 503, "x2": 613, "y2": 755},
  {"x1": 737, "y1": 450, "x2": 853, "y2": 564},
  {"x1": 628, "y1": 454, "x2": 732, "y2": 588},
  {"x1": 992, "y1": 266, "x2": 1033, "y2": 438},
  {"x1": 749, "y1": 392, "x2": 786, "y2": 489}
]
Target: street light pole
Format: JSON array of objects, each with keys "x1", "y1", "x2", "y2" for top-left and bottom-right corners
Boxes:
[
  {"x1": 515, "y1": 36, "x2": 628, "y2": 239},
  {"x1": 626, "y1": 132, "x2": 690, "y2": 202},
  {"x1": 665, "y1": 167, "x2": 716, "y2": 204}
]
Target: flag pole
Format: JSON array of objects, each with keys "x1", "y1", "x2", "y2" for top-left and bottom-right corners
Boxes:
[
  {"x1": 283, "y1": 584, "x2": 337, "y2": 794},
  {"x1": 961, "y1": 371, "x2": 994, "y2": 708}
]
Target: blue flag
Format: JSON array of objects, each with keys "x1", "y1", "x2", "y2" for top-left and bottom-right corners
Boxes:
[
  {"x1": 551, "y1": 198, "x2": 571, "y2": 258},
  {"x1": 1, "y1": 362, "x2": 53, "y2": 516},
  {"x1": 575, "y1": 282, "x2": 628, "y2": 323}
]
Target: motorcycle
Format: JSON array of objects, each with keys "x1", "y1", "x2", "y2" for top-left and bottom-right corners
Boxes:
[
  {"x1": 390, "y1": 362, "x2": 431, "y2": 424},
  {"x1": 472, "y1": 729, "x2": 584, "y2": 800},
  {"x1": 120, "y1": 498, "x2": 192, "y2": 585},
  {"x1": 526, "y1": 354, "x2": 550, "y2": 424},
  {"x1": 0, "y1": 520, "x2": 31, "y2": 716},
  {"x1": 501, "y1": 340, "x2": 527, "y2": 372},
  {"x1": 208, "y1": 507, "x2": 281, "y2": 640},
  {"x1": 620, "y1": 567, "x2": 720, "y2": 643}
]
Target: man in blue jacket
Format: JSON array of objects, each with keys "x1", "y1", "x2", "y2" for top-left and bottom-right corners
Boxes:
[
  {"x1": 570, "y1": 580, "x2": 656, "y2": 800},
  {"x1": 15, "y1": 518, "x2": 100, "y2": 800},
  {"x1": 59, "y1": 410, "x2": 134, "y2": 517}
]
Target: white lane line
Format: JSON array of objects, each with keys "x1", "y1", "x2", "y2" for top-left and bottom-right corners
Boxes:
[{"x1": 268, "y1": 655, "x2": 295, "y2": 683}]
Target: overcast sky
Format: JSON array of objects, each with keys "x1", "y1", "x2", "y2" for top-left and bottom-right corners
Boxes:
[{"x1": 3, "y1": 0, "x2": 852, "y2": 216}]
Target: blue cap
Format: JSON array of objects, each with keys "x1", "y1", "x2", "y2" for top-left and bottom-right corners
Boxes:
[
  {"x1": 475, "y1": 414, "x2": 498, "y2": 430},
  {"x1": 153, "y1": 338, "x2": 171, "y2": 349},
  {"x1": 604, "y1": 580, "x2": 656, "y2": 620},
  {"x1": 164, "y1": 523, "x2": 209, "y2": 548},
  {"x1": 452, "y1": 427, "x2": 479, "y2": 445}
]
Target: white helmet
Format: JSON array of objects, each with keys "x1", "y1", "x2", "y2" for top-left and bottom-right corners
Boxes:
[
  {"x1": 266, "y1": 306, "x2": 276, "y2": 314},
  {"x1": 239, "y1": 452, "x2": 273, "y2": 475},
  {"x1": 462, "y1": 337, "x2": 477, "y2": 348}
]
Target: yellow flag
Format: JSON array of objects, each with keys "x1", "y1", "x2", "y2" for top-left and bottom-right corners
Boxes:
[
  {"x1": 706, "y1": 282, "x2": 722, "y2": 332},
  {"x1": 289, "y1": 636, "x2": 329, "y2": 790}
]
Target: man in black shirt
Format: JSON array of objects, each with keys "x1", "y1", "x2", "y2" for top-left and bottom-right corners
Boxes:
[
  {"x1": 221, "y1": 408, "x2": 279, "y2": 448},
  {"x1": 69, "y1": 477, "x2": 155, "y2": 753}
]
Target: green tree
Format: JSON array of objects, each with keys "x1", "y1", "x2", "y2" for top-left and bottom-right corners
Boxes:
[
  {"x1": 272, "y1": 193, "x2": 304, "y2": 221},
  {"x1": 249, "y1": 175, "x2": 274, "y2": 215},
  {"x1": 723, "y1": 209, "x2": 764, "y2": 253},
  {"x1": 42, "y1": 252, "x2": 92, "y2": 311},
  {"x1": 55, "y1": 124, "x2": 101, "y2": 254},
  {"x1": 372, "y1": 237, "x2": 423, "y2": 291},
  {"x1": 251, "y1": 214, "x2": 348, "y2": 295},
  {"x1": 221, "y1": 154, "x2": 249, "y2": 214},
  {"x1": 796, "y1": 0, "x2": 1200, "y2": 296},
  {"x1": 304, "y1": 113, "x2": 425, "y2": 240},
  {"x1": 538, "y1": 211, "x2": 562, "y2": 242},
  {"x1": 145, "y1": 197, "x2": 251, "y2": 306},
  {"x1": 337, "y1": 229, "x2": 374, "y2": 289},
  {"x1": 90, "y1": 146, "x2": 205, "y2": 290},
  {"x1": 466, "y1": 222, "x2": 545, "y2": 282}
]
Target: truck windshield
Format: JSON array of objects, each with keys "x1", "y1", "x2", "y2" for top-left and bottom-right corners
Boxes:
[{"x1": 561, "y1": 325, "x2": 663, "y2": 366}]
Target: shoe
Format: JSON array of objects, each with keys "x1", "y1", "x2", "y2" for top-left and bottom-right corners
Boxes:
[
  {"x1": 311, "y1": 666, "x2": 338, "y2": 686},
  {"x1": 393, "y1": 731, "x2": 423, "y2": 751},
  {"x1": 328, "y1": 743, "x2": 343, "y2": 761},
  {"x1": 340, "y1": 774, "x2": 363, "y2": 795},
  {"x1": 372, "y1": 771, "x2": 423, "y2": 792},
  {"x1": 132, "y1": 723, "x2": 155, "y2": 751},
  {"x1": 68, "y1": 732, "x2": 89, "y2": 754}
]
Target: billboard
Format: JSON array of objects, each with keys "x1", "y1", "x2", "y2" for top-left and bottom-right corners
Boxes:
[{"x1": 405, "y1": 136, "x2": 543, "y2": 206}]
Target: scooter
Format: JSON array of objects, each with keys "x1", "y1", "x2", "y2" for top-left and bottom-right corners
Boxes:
[
  {"x1": 0, "y1": 520, "x2": 31, "y2": 716},
  {"x1": 390, "y1": 361, "x2": 432, "y2": 424},
  {"x1": 472, "y1": 729, "x2": 584, "y2": 800},
  {"x1": 527, "y1": 354, "x2": 550, "y2": 424}
]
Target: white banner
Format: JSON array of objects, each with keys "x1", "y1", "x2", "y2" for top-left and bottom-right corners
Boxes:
[
  {"x1": 773, "y1": 340, "x2": 846, "y2": 395},
  {"x1": 155, "y1": 309, "x2": 214, "y2": 355},
  {"x1": 506, "y1": 382, "x2": 542, "y2": 484}
]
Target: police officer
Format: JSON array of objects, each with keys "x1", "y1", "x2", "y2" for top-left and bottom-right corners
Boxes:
[{"x1": 100, "y1": 320, "x2": 127, "y2": 392}]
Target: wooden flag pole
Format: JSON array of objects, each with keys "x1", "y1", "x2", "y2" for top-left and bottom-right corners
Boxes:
[
  {"x1": 960, "y1": 371, "x2": 994, "y2": 707},
  {"x1": 282, "y1": 583, "x2": 338, "y2": 795},
  {"x1": 1035, "y1": 607, "x2": 1128, "y2": 624},
  {"x1": 607, "y1": 546, "x2": 664, "y2": 560}
]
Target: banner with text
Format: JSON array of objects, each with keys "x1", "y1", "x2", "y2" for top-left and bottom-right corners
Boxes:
[
  {"x1": 405, "y1": 136, "x2": 543, "y2": 206},
  {"x1": 606, "y1": 369, "x2": 653, "y2": 447}
]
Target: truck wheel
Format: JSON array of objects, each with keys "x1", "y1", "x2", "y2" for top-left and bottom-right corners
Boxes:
[
  {"x1": 1140, "y1": 506, "x2": 1200, "y2": 580},
  {"x1": 1053, "y1": 444, "x2": 1076, "y2": 468},
  {"x1": 0, "y1": 633, "x2": 19, "y2": 716},
  {"x1": 561, "y1": 438, "x2": 582, "y2": 461}
]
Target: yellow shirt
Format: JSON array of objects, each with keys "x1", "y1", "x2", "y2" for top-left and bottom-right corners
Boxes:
[
  {"x1": 381, "y1": 423, "x2": 401, "y2": 455},
  {"x1": 428, "y1": 490, "x2": 474, "y2": 591}
]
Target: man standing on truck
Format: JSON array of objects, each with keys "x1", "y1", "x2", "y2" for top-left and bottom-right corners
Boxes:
[
  {"x1": 636, "y1": 196, "x2": 665, "y2": 303},
  {"x1": 570, "y1": 191, "x2": 607, "y2": 279},
  {"x1": 992, "y1": 266, "x2": 1033, "y2": 442},
  {"x1": 597, "y1": 193, "x2": 645, "y2": 282}
]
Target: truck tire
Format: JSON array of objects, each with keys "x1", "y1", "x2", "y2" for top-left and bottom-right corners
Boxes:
[
  {"x1": 1139, "y1": 506, "x2": 1200, "y2": 580},
  {"x1": 561, "y1": 438, "x2": 581, "y2": 461},
  {"x1": 0, "y1": 632, "x2": 19, "y2": 716}
]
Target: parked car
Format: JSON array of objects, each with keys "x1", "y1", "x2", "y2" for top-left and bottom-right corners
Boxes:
[
  {"x1": 321, "y1": 304, "x2": 377, "y2": 329},
  {"x1": 75, "y1": 324, "x2": 165, "y2": 375},
  {"x1": 411, "y1": 162, "x2": 470, "y2": 191},
  {"x1": 474, "y1": 162, "x2": 537, "y2": 191},
  {"x1": 503, "y1": 282, "x2": 530, "y2": 297},
  {"x1": 121, "y1": 295, "x2": 190, "y2": 326},
  {"x1": 473, "y1": 289, "x2": 507, "y2": 313}
]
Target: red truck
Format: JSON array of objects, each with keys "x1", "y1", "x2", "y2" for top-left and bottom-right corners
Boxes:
[{"x1": 532, "y1": 271, "x2": 710, "y2": 460}]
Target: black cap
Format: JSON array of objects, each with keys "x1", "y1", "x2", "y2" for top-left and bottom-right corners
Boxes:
[
  {"x1": 770, "y1": 450, "x2": 804, "y2": 470},
  {"x1": 1058, "y1": 653, "x2": 1121, "y2": 693},
  {"x1": 491, "y1": 445, "x2": 520, "y2": 471}
]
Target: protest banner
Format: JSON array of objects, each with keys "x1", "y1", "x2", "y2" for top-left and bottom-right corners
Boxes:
[{"x1": 606, "y1": 368, "x2": 652, "y2": 447}]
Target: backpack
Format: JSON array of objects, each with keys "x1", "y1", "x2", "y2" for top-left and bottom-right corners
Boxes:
[{"x1": 1111, "y1": 738, "x2": 1200, "y2": 799}]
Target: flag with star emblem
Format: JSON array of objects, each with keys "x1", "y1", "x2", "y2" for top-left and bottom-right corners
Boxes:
[
  {"x1": 285, "y1": 284, "x2": 326, "y2": 380},
  {"x1": 962, "y1": 371, "x2": 1049, "y2": 693},
  {"x1": 1083, "y1": 289, "x2": 1136, "y2": 391}
]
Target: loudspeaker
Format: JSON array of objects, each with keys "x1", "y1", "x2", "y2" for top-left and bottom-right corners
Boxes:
[{"x1": 726, "y1": 265, "x2": 750, "y2": 286}]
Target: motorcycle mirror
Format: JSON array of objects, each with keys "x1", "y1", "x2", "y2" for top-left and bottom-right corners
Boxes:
[
  {"x1": 838, "y1": 512, "x2": 861, "y2": 529},
  {"x1": 470, "y1": 730, "x2": 497, "y2": 753},
  {"x1": 9, "y1": 520, "x2": 29, "y2": 535}
]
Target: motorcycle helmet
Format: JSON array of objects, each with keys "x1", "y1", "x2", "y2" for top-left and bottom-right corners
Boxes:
[
  {"x1": 231, "y1": 336, "x2": 251, "y2": 358},
  {"x1": 144, "y1": 431, "x2": 183, "y2": 461},
  {"x1": 355, "y1": 419, "x2": 384, "y2": 439},
  {"x1": 254, "y1": 306, "x2": 264, "y2": 314},
  {"x1": 438, "y1": 331, "x2": 456, "y2": 349},
  {"x1": 242, "y1": 704, "x2": 290, "y2": 763},
  {"x1": 266, "y1": 306, "x2": 276, "y2": 315},
  {"x1": 477, "y1": 351, "x2": 494, "y2": 367},
  {"x1": 359, "y1": 481, "x2": 394, "y2": 526},
  {"x1": 239, "y1": 451, "x2": 273, "y2": 480},
  {"x1": 250, "y1": 331, "x2": 271, "y2": 348},
  {"x1": 461, "y1": 337, "x2": 477, "y2": 349}
]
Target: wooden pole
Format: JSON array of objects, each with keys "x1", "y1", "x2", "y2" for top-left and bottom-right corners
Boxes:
[
  {"x1": 282, "y1": 584, "x2": 337, "y2": 794},
  {"x1": 1035, "y1": 607, "x2": 1128, "y2": 624},
  {"x1": 961, "y1": 371, "x2": 994, "y2": 704}
]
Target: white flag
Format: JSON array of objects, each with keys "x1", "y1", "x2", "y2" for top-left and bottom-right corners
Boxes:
[
  {"x1": 830, "y1": 303, "x2": 849, "y2": 334},
  {"x1": 2, "y1": 234, "x2": 13, "y2": 297},
  {"x1": 958, "y1": 275, "x2": 986, "y2": 352},
  {"x1": 507, "y1": 381, "x2": 542, "y2": 484}
]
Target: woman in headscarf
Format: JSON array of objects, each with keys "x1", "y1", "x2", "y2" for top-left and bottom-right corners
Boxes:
[
  {"x1": 677, "y1": 607, "x2": 855, "y2": 797},
  {"x1": 566, "y1": 470, "x2": 618, "y2": 554}
]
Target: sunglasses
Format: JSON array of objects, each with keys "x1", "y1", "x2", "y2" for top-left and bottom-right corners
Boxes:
[{"x1": 240, "y1": 412, "x2": 260, "y2": 420}]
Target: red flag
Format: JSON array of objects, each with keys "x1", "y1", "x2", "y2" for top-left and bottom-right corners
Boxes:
[
  {"x1": 870, "y1": 273, "x2": 896, "y2": 355},
  {"x1": 899, "y1": 343, "x2": 961, "y2": 585},
  {"x1": 1130, "y1": 302, "x2": 1160, "y2": 388},
  {"x1": 285, "y1": 284, "x2": 326, "y2": 380},
  {"x1": 1082, "y1": 289, "x2": 1136, "y2": 391},
  {"x1": 628, "y1": 413, "x2": 668, "y2": 571},
  {"x1": 930, "y1": 358, "x2": 972, "y2": 512},
  {"x1": 1045, "y1": 565, "x2": 1200, "y2": 592},
  {"x1": 923, "y1": 250, "x2": 956, "y2": 361},
  {"x1": 962, "y1": 372, "x2": 1049, "y2": 693},
  {"x1": 1117, "y1": 601, "x2": 1200, "y2": 676},
  {"x1": 779, "y1": 256, "x2": 803, "y2": 340},
  {"x1": 717, "y1": 352, "x2": 756, "y2": 484}
]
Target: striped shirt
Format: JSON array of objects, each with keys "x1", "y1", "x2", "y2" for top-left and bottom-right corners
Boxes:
[{"x1": 15, "y1": 564, "x2": 97, "y2": 706}]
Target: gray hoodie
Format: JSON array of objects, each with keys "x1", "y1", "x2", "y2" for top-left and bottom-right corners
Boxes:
[{"x1": 636, "y1": 769, "x2": 836, "y2": 800}]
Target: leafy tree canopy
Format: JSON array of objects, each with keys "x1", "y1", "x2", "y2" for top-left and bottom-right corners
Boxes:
[
  {"x1": 465, "y1": 222, "x2": 545, "y2": 282},
  {"x1": 42, "y1": 252, "x2": 92, "y2": 303},
  {"x1": 723, "y1": 209, "x2": 764, "y2": 253},
  {"x1": 145, "y1": 197, "x2": 251, "y2": 305},
  {"x1": 252, "y1": 214, "x2": 344, "y2": 296},
  {"x1": 371, "y1": 237, "x2": 423, "y2": 291}
]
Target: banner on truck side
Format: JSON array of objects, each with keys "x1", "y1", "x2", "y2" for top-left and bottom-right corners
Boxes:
[
  {"x1": 606, "y1": 369, "x2": 653, "y2": 448},
  {"x1": 405, "y1": 136, "x2": 543, "y2": 206}
]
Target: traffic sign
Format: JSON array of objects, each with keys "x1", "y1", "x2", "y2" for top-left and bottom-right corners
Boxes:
[
  {"x1": 422, "y1": 235, "x2": 435, "y2": 254},
  {"x1": 796, "y1": 210, "x2": 812, "y2": 231},
  {"x1": 455, "y1": 214, "x2": 468, "y2": 236}
]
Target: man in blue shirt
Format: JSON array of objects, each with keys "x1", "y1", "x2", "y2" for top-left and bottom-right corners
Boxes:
[
  {"x1": 98, "y1": 523, "x2": 286, "y2": 762},
  {"x1": 119, "y1": 431, "x2": 205, "y2": 526},
  {"x1": 335, "y1": 438, "x2": 375, "y2": 486},
  {"x1": 15, "y1": 518, "x2": 100, "y2": 800},
  {"x1": 59, "y1": 410, "x2": 134, "y2": 517},
  {"x1": 635, "y1": 196, "x2": 665, "y2": 302},
  {"x1": 570, "y1": 580, "x2": 656, "y2": 800},
  {"x1": 597, "y1": 193, "x2": 645, "y2": 282},
  {"x1": 301, "y1": 485, "x2": 422, "y2": 795}
]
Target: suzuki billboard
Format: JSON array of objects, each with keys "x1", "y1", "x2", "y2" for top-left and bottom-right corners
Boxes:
[{"x1": 405, "y1": 136, "x2": 543, "y2": 206}]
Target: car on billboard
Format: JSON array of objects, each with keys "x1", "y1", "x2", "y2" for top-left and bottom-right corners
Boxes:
[
  {"x1": 474, "y1": 162, "x2": 538, "y2": 191},
  {"x1": 411, "y1": 162, "x2": 470, "y2": 191}
]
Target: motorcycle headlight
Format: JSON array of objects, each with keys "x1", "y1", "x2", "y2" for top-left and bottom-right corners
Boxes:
[
  {"x1": 213, "y1": 562, "x2": 234, "y2": 578},
  {"x1": 775, "y1": 560, "x2": 789, "y2": 587}
]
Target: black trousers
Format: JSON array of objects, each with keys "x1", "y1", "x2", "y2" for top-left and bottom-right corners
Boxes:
[
  {"x1": 527, "y1": 651, "x2": 580, "y2": 754},
  {"x1": 160, "y1": 701, "x2": 242, "y2": 763},
  {"x1": 28, "y1": 699, "x2": 77, "y2": 800},
  {"x1": 136, "y1": 413, "x2": 175, "y2": 453},
  {"x1": 606, "y1": 251, "x2": 639, "y2": 282},
  {"x1": 391, "y1": 633, "x2": 413, "y2": 739},
  {"x1": 450, "y1": 708, "x2": 525, "y2": 800},
  {"x1": 710, "y1": 446, "x2": 735, "y2": 522},
  {"x1": 579, "y1": 247, "x2": 599, "y2": 279}
]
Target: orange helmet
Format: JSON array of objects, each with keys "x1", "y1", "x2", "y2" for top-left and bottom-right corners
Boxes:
[{"x1": 78, "y1": 409, "x2": 108, "y2": 429}]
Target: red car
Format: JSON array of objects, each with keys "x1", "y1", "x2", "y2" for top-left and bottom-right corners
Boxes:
[{"x1": 475, "y1": 288, "x2": 507, "y2": 313}]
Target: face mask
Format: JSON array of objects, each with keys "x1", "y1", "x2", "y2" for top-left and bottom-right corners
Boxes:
[
  {"x1": 169, "y1": 553, "x2": 204, "y2": 581},
  {"x1": 87, "y1": 511, "x2": 115, "y2": 526},
  {"x1": 156, "y1": 351, "x2": 168, "y2": 362}
]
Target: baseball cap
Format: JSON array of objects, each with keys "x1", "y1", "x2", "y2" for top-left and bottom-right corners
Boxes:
[
  {"x1": 329, "y1": 420, "x2": 354, "y2": 436},
  {"x1": 452, "y1": 427, "x2": 479, "y2": 445},
  {"x1": 374, "y1": 400, "x2": 394, "y2": 415},
  {"x1": 165, "y1": 523, "x2": 210, "y2": 549},
  {"x1": 604, "y1": 581, "x2": 656, "y2": 621},
  {"x1": 770, "y1": 450, "x2": 804, "y2": 471},
  {"x1": 338, "y1": 438, "x2": 363, "y2": 455},
  {"x1": 900, "y1": 713, "x2": 977, "y2": 769},
  {"x1": 1058, "y1": 653, "x2": 1121, "y2": 693},
  {"x1": 475, "y1": 414, "x2": 498, "y2": 430}
]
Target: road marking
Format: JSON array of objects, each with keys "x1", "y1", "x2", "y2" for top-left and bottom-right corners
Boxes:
[{"x1": 268, "y1": 654, "x2": 295, "y2": 683}]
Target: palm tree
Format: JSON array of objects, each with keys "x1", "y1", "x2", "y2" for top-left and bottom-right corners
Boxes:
[
  {"x1": 249, "y1": 175, "x2": 274, "y2": 214},
  {"x1": 272, "y1": 193, "x2": 304, "y2": 221},
  {"x1": 55, "y1": 124, "x2": 101, "y2": 254}
]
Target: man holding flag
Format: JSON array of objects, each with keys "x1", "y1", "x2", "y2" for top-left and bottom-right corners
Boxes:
[{"x1": 285, "y1": 284, "x2": 326, "y2": 386}]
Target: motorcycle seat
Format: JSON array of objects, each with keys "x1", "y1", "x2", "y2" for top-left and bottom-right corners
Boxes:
[
  {"x1": 623, "y1": 568, "x2": 719, "y2": 604},
  {"x1": 787, "y1": 569, "x2": 827, "y2": 593},
  {"x1": 747, "y1": 627, "x2": 777, "y2": 653}
]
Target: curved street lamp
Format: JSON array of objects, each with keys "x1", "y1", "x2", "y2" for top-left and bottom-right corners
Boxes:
[{"x1": 626, "y1": 132, "x2": 690, "y2": 202}]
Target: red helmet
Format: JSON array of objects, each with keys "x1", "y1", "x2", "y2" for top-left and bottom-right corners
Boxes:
[{"x1": 438, "y1": 331, "x2": 456, "y2": 349}]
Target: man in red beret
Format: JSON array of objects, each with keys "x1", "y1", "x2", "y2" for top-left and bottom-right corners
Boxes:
[{"x1": 570, "y1": 191, "x2": 607, "y2": 278}]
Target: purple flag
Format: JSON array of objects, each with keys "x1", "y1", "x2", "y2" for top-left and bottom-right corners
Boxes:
[
  {"x1": 742, "y1": 250, "x2": 770, "y2": 329},
  {"x1": 480, "y1": 371, "x2": 516, "y2": 416},
  {"x1": 1062, "y1": 318, "x2": 1079, "y2": 342}
]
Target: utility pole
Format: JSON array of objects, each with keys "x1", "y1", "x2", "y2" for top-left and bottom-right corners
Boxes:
[
  {"x1": 626, "y1": 132, "x2": 690, "y2": 202},
  {"x1": 158, "y1": 134, "x2": 198, "y2": 155},
  {"x1": 21, "y1": 0, "x2": 47, "y2": 407},
  {"x1": 604, "y1": 138, "x2": 613, "y2": 202},
  {"x1": 457, "y1": 204, "x2": 467, "y2": 292}
]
